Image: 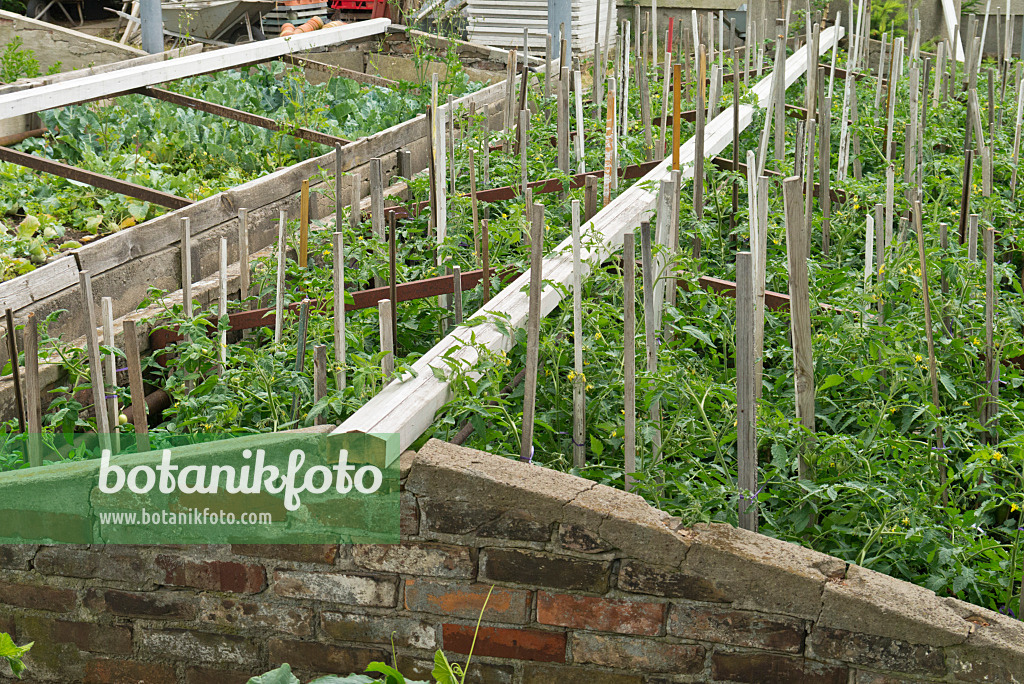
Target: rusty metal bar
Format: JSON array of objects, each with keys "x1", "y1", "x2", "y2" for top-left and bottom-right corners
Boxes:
[
  {"x1": 0, "y1": 145, "x2": 192, "y2": 209},
  {"x1": 136, "y1": 87, "x2": 351, "y2": 148}
]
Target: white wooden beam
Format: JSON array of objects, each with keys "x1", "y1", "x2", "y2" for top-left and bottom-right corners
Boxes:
[
  {"x1": 0, "y1": 19, "x2": 390, "y2": 120},
  {"x1": 337, "y1": 25, "x2": 845, "y2": 451},
  {"x1": 941, "y1": 0, "x2": 967, "y2": 62}
]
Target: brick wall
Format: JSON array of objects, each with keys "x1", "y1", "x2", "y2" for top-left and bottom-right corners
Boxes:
[{"x1": 1, "y1": 439, "x2": 1022, "y2": 683}]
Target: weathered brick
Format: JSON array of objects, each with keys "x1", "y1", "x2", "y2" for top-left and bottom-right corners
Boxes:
[
  {"x1": 537, "y1": 592, "x2": 664, "y2": 636},
  {"x1": 231, "y1": 544, "x2": 338, "y2": 565},
  {"x1": 667, "y1": 603, "x2": 804, "y2": 653},
  {"x1": 33, "y1": 547, "x2": 155, "y2": 584},
  {"x1": 397, "y1": 655, "x2": 514, "y2": 684},
  {"x1": 199, "y1": 596, "x2": 314, "y2": 636},
  {"x1": 156, "y1": 555, "x2": 266, "y2": 594},
  {"x1": 84, "y1": 659, "x2": 177, "y2": 684},
  {"x1": 807, "y1": 626, "x2": 945, "y2": 676},
  {"x1": 481, "y1": 548, "x2": 610, "y2": 593},
  {"x1": 401, "y1": 491, "x2": 419, "y2": 537},
  {"x1": 0, "y1": 546, "x2": 37, "y2": 570},
  {"x1": 477, "y1": 512, "x2": 551, "y2": 542},
  {"x1": 268, "y1": 638, "x2": 387, "y2": 674},
  {"x1": 273, "y1": 570, "x2": 398, "y2": 607},
  {"x1": 185, "y1": 666, "x2": 263, "y2": 684},
  {"x1": 558, "y1": 524, "x2": 611, "y2": 553},
  {"x1": 521, "y1": 663, "x2": 642, "y2": 684},
  {"x1": 404, "y1": 579, "x2": 531, "y2": 624},
  {"x1": 138, "y1": 628, "x2": 258, "y2": 665},
  {"x1": 711, "y1": 652, "x2": 849, "y2": 684},
  {"x1": 321, "y1": 611, "x2": 436, "y2": 649},
  {"x1": 856, "y1": 672, "x2": 944, "y2": 684},
  {"x1": 569, "y1": 633, "x2": 704, "y2": 673},
  {"x1": 17, "y1": 616, "x2": 131, "y2": 655},
  {"x1": 420, "y1": 499, "x2": 502, "y2": 535},
  {"x1": 617, "y1": 560, "x2": 729, "y2": 602},
  {"x1": 348, "y1": 543, "x2": 475, "y2": 578},
  {"x1": 85, "y1": 588, "x2": 198, "y2": 620},
  {"x1": 442, "y1": 624, "x2": 565, "y2": 662},
  {"x1": 0, "y1": 581, "x2": 76, "y2": 613}
]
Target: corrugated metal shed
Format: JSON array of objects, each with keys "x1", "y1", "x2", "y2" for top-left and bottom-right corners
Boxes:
[{"x1": 466, "y1": 0, "x2": 617, "y2": 55}]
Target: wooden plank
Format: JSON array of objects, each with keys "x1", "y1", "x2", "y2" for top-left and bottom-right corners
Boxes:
[
  {"x1": 783, "y1": 175, "x2": 814, "y2": 480},
  {"x1": 283, "y1": 54, "x2": 401, "y2": 89},
  {"x1": 571, "y1": 200, "x2": 586, "y2": 468},
  {"x1": 624, "y1": 231, "x2": 636, "y2": 490},
  {"x1": 0, "y1": 256, "x2": 78, "y2": 314},
  {"x1": 520, "y1": 202, "x2": 544, "y2": 463},
  {"x1": 334, "y1": 25, "x2": 846, "y2": 451},
  {"x1": 0, "y1": 19, "x2": 391, "y2": 119},
  {"x1": 736, "y1": 251, "x2": 756, "y2": 532}
]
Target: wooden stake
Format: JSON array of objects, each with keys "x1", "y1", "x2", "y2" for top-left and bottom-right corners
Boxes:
[
  {"x1": 604, "y1": 77, "x2": 617, "y2": 205},
  {"x1": 783, "y1": 177, "x2": 814, "y2": 480},
  {"x1": 299, "y1": 178, "x2": 309, "y2": 268},
  {"x1": 3, "y1": 308, "x2": 24, "y2": 434},
  {"x1": 820, "y1": 103, "x2": 831, "y2": 254},
  {"x1": 940, "y1": 222, "x2": 951, "y2": 336},
  {"x1": 101, "y1": 297, "x2": 120, "y2": 452},
  {"x1": 122, "y1": 319, "x2": 148, "y2": 453},
  {"x1": 623, "y1": 231, "x2": 636, "y2": 490},
  {"x1": 694, "y1": 45, "x2": 707, "y2": 220},
  {"x1": 572, "y1": 199, "x2": 586, "y2": 468},
  {"x1": 574, "y1": 69, "x2": 586, "y2": 172},
  {"x1": 274, "y1": 210, "x2": 287, "y2": 344},
  {"x1": 559, "y1": 66, "x2": 571, "y2": 173},
  {"x1": 641, "y1": 220, "x2": 662, "y2": 463},
  {"x1": 180, "y1": 216, "x2": 193, "y2": 319},
  {"x1": 452, "y1": 265, "x2": 463, "y2": 325},
  {"x1": 984, "y1": 226, "x2": 998, "y2": 443},
  {"x1": 520, "y1": 203, "x2": 544, "y2": 463},
  {"x1": 349, "y1": 170, "x2": 361, "y2": 231},
  {"x1": 959, "y1": 149, "x2": 974, "y2": 243},
  {"x1": 238, "y1": 207, "x2": 250, "y2": 301},
  {"x1": 216, "y1": 238, "x2": 228, "y2": 372},
  {"x1": 379, "y1": 298, "x2": 394, "y2": 382},
  {"x1": 313, "y1": 344, "x2": 327, "y2": 426},
  {"x1": 388, "y1": 212, "x2": 398, "y2": 351},
  {"x1": 584, "y1": 176, "x2": 598, "y2": 220},
  {"x1": 969, "y1": 213, "x2": 979, "y2": 260},
  {"x1": 370, "y1": 157, "x2": 385, "y2": 244},
  {"x1": 482, "y1": 219, "x2": 491, "y2": 303},
  {"x1": 672, "y1": 64, "x2": 682, "y2": 170},
  {"x1": 875, "y1": 32, "x2": 888, "y2": 110},
  {"x1": 640, "y1": 57, "x2": 654, "y2": 161},
  {"x1": 333, "y1": 230, "x2": 346, "y2": 391},
  {"x1": 78, "y1": 272, "x2": 111, "y2": 442},
  {"x1": 736, "y1": 250, "x2": 757, "y2": 532},
  {"x1": 1013, "y1": 73, "x2": 1024, "y2": 194},
  {"x1": 659, "y1": 48, "x2": 671, "y2": 158},
  {"x1": 23, "y1": 312, "x2": 41, "y2": 466},
  {"x1": 520, "y1": 108, "x2": 531, "y2": 198},
  {"x1": 291, "y1": 299, "x2": 310, "y2": 420},
  {"x1": 774, "y1": 29, "x2": 786, "y2": 164}
]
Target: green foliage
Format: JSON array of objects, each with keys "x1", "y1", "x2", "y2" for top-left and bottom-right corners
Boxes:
[
  {"x1": 870, "y1": 0, "x2": 909, "y2": 39},
  {"x1": 0, "y1": 632, "x2": 33, "y2": 680},
  {"x1": 0, "y1": 37, "x2": 40, "y2": 83}
]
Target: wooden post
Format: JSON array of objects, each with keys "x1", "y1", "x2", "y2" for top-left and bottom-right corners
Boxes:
[
  {"x1": 274, "y1": 210, "x2": 287, "y2": 344},
  {"x1": 299, "y1": 178, "x2": 309, "y2": 268},
  {"x1": 959, "y1": 149, "x2": 974, "y2": 243},
  {"x1": 694, "y1": 45, "x2": 706, "y2": 220},
  {"x1": 820, "y1": 103, "x2": 831, "y2": 254},
  {"x1": 969, "y1": 213, "x2": 979, "y2": 260},
  {"x1": 78, "y1": 271, "x2": 111, "y2": 442},
  {"x1": 736, "y1": 250, "x2": 757, "y2": 532},
  {"x1": 313, "y1": 344, "x2": 327, "y2": 426},
  {"x1": 774, "y1": 29, "x2": 786, "y2": 164},
  {"x1": 180, "y1": 216, "x2": 193, "y2": 319},
  {"x1": 218, "y1": 237, "x2": 228, "y2": 371},
  {"x1": 753, "y1": 171, "x2": 769, "y2": 399},
  {"x1": 884, "y1": 165, "x2": 895, "y2": 256},
  {"x1": 559, "y1": 66, "x2": 571, "y2": 173},
  {"x1": 545, "y1": 35, "x2": 552, "y2": 98},
  {"x1": 672, "y1": 65, "x2": 681, "y2": 170},
  {"x1": 940, "y1": 223, "x2": 951, "y2": 336},
  {"x1": 520, "y1": 203, "x2": 544, "y2": 463},
  {"x1": 379, "y1": 298, "x2": 394, "y2": 381},
  {"x1": 452, "y1": 265, "x2": 463, "y2": 325},
  {"x1": 101, "y1": 297, "x2": 120, "y2": 452},
  {"x1": 604, "y1": 76, "x2": 617, "y2": 205},
  {"x1": 291, "y1": 299, "x2": 310, "y2": 420},
  {"x1": 574, "y1": 69, "x2": 586, "y2": 172},
  {"x1": 864, "y1": 214, "x2": 875, "y2": 286},
  {"x1": 333, "y1": 231, "x2": 346, "y2": 391},
  {"x1": 122, "y1": 319, "x2": 148, "y2": 452},
  {"x1": 1013, "y1": 76, "x2": 1024, "y2": 194},
  {"x1": 388, "y1": 212, "x2": 398, "y2": 351},
  {"x1": 584, "y1": 176, "x2": 598, "y2": 220},
  {"x1": 783, "y1": 177, "x2": 814, "y2": 480},
  {"x1": 622, "y1": 20, "x2": 632, "y2": 137},
  {"x1": 640, "y1": 57, "x2": 654, "y2": 161},
  {"x1": 623, "y1": 231, "x2": 636, "y2": 490},
  {"x1": 912, "y1": 201, "x2": 947, "y2": 496},
  {"x1": 639, "y1": 219, "x2": 663, "y2": 463},
  {"x1": 349, "y1": 170, "x2": 361, "y2": 231},
  {"x1": 370, "y1": 157, "x2": 385, "y2": 244},
  {"x1": 3, "y1": 308, "x2": 24, "y2": 433},
  {"x1": 238, "y1": 207, "x2": 250, "y2": 301},
  {"x1": 23, "y1": 312, "x2": 41, "y2": 466},
  {"x1": 520, "y1": 109, "x2": 531, "y2": 198},
  {"x1": 469, "y1": 149, "x2": 481, "y2": 264},
  {"x1": 571, "y1": 199, "x2": 586, "y2": 468},
  {"x1": 482, "y1": 219, "x2": 491, "y2": 303},
  {"x1": 448, "y1": 94, "x2": 456, "y2": 195},
  {"x1": 984, "y1": 226, "x2": 999, "y2": 443},
  {"x1": 659, "y1": 49, "x2": 671, "y2": 158}
]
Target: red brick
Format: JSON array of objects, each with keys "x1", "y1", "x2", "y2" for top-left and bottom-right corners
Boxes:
[
  {"x1": 570, "y1": 633, "x2": 704, "y2": 673},
  {"x1": 268, "y1": 638, "x2": 387, "y2": 674},
  {"x1": 321, "y1": 611, "x2": 436, "y2": 649},
  {"x1": 138, "y1": 628, "x2": 258, "y2": 665},
  {"x1": 17, "y1": 616, "x2": 131, "y2": 655},
  {"x1": 156, "y1": 555, "x2": 266, "y2": 594},
  {"x1": 273, "y1": 570, "x2": 397, "y2": 607},
  {"x1": 33, "y1": 547, "x2": 155, "y2": 584},
  {"x1": 231, "y1": 544, "x2": 338, "y2": 564},
  {"x1": 537, "y1": 592, "x2": 664, "y2": 636},
  {"x1": 84, "y1": 660, "x2": 177, "y2": 684},
  {"x1": 349, "y1": 543, "x2": 475, "y2": 578},
  {"x1": 481, "y1": 548, "x2": 610, "y2": 593},
  {"x1": 711, "y1": 652, "x2": 848, "y2": 684},
  {"x1": 85, "y1": 588, "x2": 198, "y2": 620},
  {"x1": 442, "y1": 624, "x2": 566, "y2": 663},
  {"x1": 667, "y1": 603, "x2": 804, "y2": 652},
  {"x1": 185, "y1": 666, "x2": 263, "y2": 684},
  {"x1": 0, "y1": 581, "x2": 76, "y2": 612},
  {"x1": 404, "y1": 579, "x2": 531, "y2": 624},
  {"x1": 200, "y1": 596, "x2": 314, "y2": 636}
]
